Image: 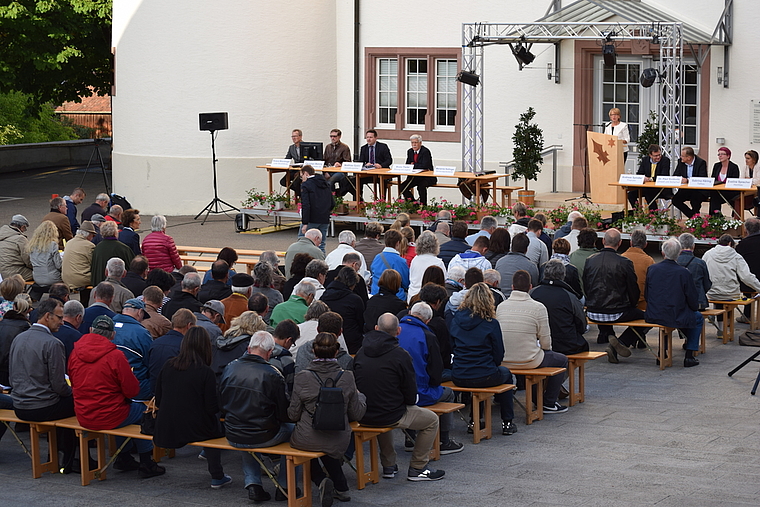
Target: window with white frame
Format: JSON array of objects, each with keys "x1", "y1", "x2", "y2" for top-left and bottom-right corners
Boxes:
[
  {"x1": 436, "y1": 59, "x2": 457, "y2": 130},
  {"x1": 406, "y1": 58, "x2": 428, "y2": 128},
  {"x1": 377, "y1": 58, "x2": 398, "y2": 127}
]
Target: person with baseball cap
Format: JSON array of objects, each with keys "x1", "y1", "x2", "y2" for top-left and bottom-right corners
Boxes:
[
  {"x1": 0, "y1": 214, "x2": 33, "y2": 281},
  {"x1": 113, "y1": 298, "x2": 153, "y2": 400}
]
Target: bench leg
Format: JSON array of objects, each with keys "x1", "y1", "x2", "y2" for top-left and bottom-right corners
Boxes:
[
  {"x1": 523, "y1": 376, "x2": 546, "y2": 425},
  {"x1": 30, "y1": 424, "x2": 57, "y2": 478},
  {"x1": 470, "y1": 392, "x2": 491, "y2": 444},
  {"x1": 568, "y1": 360, "x2": 580, "y2": 406},
  {"x1": 352, "y1": 432, "x2": 379, "y2": 490},
  {"x1": 286, "y1": 457, "x2": 311, "y2": 507},
  {"x1": 698, "y1": 317, "x2": 706, "y2": 356},
  {"x1": 77, "y1": 430, "x2": 107, "y2": 486}
]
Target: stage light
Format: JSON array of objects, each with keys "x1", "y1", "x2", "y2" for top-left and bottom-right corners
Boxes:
[
  {"x1": 456, "y1": 70, "x2": 480, "y2": 87},
  {"x1": 514, "y1": 45, "x2": 535, "y2": 66},
  {"x1": 603, "y1": 43, "x2": 617, "y2": 66}
]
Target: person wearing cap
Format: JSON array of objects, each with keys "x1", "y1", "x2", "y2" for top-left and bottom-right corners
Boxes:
[
  {"x1": 219, "y1": 273, "x2": 254, "y2": 334},
  {"x1": 89, "y1": 213, "x2": 106, "y2": 244},
  {"x1": 42, "y1": 196, "x2": 74, "y2": 249},
  {"x1": 61, "y1": 221, "x2": 97, "y2": 291},
  {"x1": 195, "y1": 300, "x2": 226, "y2": 343},
  {"x1": 0, "y1": 214, "x2": 33, "y2": 281},
  {"x1": 68, "y1": 314, "x2": 166, "y2": 478},
  {"x1": 141, "y1": 285, "x2": 172, "y2": 338},
  {"x1": 148, "y1": 309, "x2": 197, "y2": 393},
  {"x1": 81, "y1": 193, "x2": 109, "y2": 223},
  {"x1": 162, "y1": 272, "x2": 203, "y2": 321},
  {"x1": 113, "y1": 298, "x2": 154, "y2": 400}
]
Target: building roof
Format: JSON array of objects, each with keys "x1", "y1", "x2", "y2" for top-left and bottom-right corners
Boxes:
[{"x1": 56, "y1": 94, "x2": 112, "y2": 113}]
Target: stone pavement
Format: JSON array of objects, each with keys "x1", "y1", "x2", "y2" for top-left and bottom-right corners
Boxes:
[{"x1": 1, "y1": 167, "x2": 760, "y2": 506}]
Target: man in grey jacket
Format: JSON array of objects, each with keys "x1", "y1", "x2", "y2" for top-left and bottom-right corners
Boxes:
[
  {"x1": 0, "y1": 214, "x2": 33, "y2": 281},
  {"x1": 9, "y1": 299, "x2": 78, "y2": 472}
]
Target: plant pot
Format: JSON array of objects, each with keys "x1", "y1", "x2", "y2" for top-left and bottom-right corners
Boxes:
[
  {"x1": 496, "y1": 216, "x2": 508, "y2": 226},
  {"x1": 365, "y1": 209, "x2": 379, "y2": 219},
  {"x1": 334, "y1": 204, "x2": 349, "y2": 215},
  {"x1": 251, "y1": 202, "x2": 269, "y2": 211},
  {"x1": 272, "y1": 201, "x2": 286, "y2": 211},
  {"x1": 654, "y1": 225, "x2": 669, "y2": 235},
  {"x1": 622, "y1": 223, "x2": 642, "y2": 233},
  {"x1": 517, "y1": 190, "x2": 535, "y2": 206}
]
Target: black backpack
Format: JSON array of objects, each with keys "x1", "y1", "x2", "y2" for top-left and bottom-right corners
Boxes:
[{"x1": 309, "y1": 370, "x2": 345, "y2": 431}]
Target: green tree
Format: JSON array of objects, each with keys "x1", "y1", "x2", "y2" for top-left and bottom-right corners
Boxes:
[
  {"x1": 0, "y1": 91, "x2": 77, "y2": 143},
  {"x1": 0, "y1": 0, "x2": 112, "y2": 108},
  {"x1": 511, "y1": 107, "x2": 544, "y2": 191}
]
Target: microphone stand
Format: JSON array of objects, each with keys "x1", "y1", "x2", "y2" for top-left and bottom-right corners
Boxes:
[{"x1": 566, "y1": 123, "x2": 606, "y2": 203}]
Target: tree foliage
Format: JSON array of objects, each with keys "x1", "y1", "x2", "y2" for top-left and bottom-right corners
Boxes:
[
  {"x1": 0, "y1": 91, "x2": 78, "y2": 143},
  {"x1": 0, "y1": 0, "x2": 112, "y2": 108},
  {"x1": 511, "y1": 107, "x2": 544, "y2": 191}
]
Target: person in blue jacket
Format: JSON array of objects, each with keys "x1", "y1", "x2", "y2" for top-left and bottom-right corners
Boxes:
[
  {"x1": 113, "y1": 298, "x2": 153, "y2": 399},
  {"x1": 370, "y1": 230, "x2": 409, "y2": 300}
]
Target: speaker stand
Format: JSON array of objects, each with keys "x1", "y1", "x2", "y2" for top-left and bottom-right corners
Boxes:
[
  {"x1": 195, "y1": 130, "x2": 239, "y2": 225},
  {"x1": 78, "y1": 139, "x2": 111, "y2": 195}
]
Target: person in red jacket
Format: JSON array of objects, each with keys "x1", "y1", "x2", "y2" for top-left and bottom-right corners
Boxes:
[
  {"x1": 68, "y1": 315, "x2": 165, "y2": 478},
  {"x1": 142, "y1": 215, "x2": 182, "y2": 272}
]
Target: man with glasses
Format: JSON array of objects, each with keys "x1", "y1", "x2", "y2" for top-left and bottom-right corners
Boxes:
[
  {"x1": 323, "y1": 128, "x2": 352, "y2": 194},
  {"x1": 280, "y1": 129, "x2": 305, "y2": 197}
]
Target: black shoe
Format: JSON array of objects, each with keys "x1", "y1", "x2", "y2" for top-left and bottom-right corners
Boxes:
[
  {"x1": 502, "y1": 421, "x2": 517, "y2": 435},
  {"x1": 684, "y1": 356, "x2": 700, "y2": 368},
  {"x1": 606, "y1": 345, "x2": 619, "y2": 364},
  {"x1": 558, "y1": 385, "x2": 570, "y2": 400},
  {"x1": 466, "y1": 420, "x2": 485, "y2": 434},
  {"x1": 61, "y1": 458, "x2": 80, "y2": 475},
  {"x1": 609, "y1": 336, "x2": 632, "y2": 357},
  {"x1": 248, "y1": 484, "x2": 271, "y2": 503},
  {"x1": 597, "y1": 334, "x2": 610, "y2": 344},
  {"x1": 636, "y1": 339, "x2": 648, "y2": 349},
  {"x1": 114, "y1": 453, "x2": 140, "y2": 472},
  {"x1": 138, "y1": 460, "x2": 166, "y2": 478},
  {"x1": 318, "y1": 478, "x2": 334, "y2": 507},
  {"x1": 275, "y1": 487, "x2": 302, "y2": 501}
]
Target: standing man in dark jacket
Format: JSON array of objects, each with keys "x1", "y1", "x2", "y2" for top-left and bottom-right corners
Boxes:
[
  {"x1": 354, "y1": 313, "x2": 444, "y2": 482},
  {"x1": 438, "y1": 221, "x2": 471, "y2": 268},
  {"x1": 220, "y1": 331, "x2": 293, "y2": 502},
  {"x1": 672, "y1": 147, "x2": 709, "y2": 218},
  {"x1": 645, "y1": 239, "x2": 703, "y2": 367},
  {"x1": 584, "y1": 228, "x2": 649, "y2": 363},
  {"x1": 400, "y1": 134, "x2": 436, "y2": 205},
  {"x1": 299, "y1": 164, "x2": 334, "y2": 254},
  {"x1": 320, "y1": 267, "x2": 366, "y2": 354},
  {"x1": 531, "y1": 260, "x2": 589, "y2": 355}
]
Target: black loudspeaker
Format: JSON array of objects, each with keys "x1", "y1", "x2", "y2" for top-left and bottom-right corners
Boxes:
[
  {"x1": 639, "y1": 68, "x2": 658, "y2": 88},
  {"x1": 603, "y1": 44, "x2": 617, "y2": 67},
  {"x1": 456, "y1": 70, "x2": 480, "y2": 87},
  {"x1": 199, "y1": 112, "x2": 229, "y2": 131}
]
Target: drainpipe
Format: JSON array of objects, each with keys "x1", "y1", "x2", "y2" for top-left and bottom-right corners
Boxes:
[{"x1": 353, "y1": 0, "x2": 360, "y2": 156}]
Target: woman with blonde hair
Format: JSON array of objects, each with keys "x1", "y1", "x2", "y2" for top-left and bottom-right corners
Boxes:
[
  {"x1": 28, "y1": 220, "x2": 63, "y2": 287},
  {"x1": 603, "y1": 107, "x2": 630, "y2": 162},
  {"x1": 210, "y1": 311, "x2": 267, "y2": 381},
  {"x1": 449, "y1": 282, "x2": 516, "y2": 435},
  {"x1": 399, "y1": 226, "x2": 416, "y2": 266},
  {"x1": 0, "y1": 275, "x2": 26, "y2": 317},
  {"x1": 389, "y1": 212, "x2": 410, "y2": 231},
  {"x1": 408, "y1": 230, "x2": 444, "y2": 301}
]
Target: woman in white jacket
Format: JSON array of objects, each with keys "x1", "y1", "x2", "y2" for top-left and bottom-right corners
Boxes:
[{"x1": 407, "y1": 231, "x2": 444, "y2": 302}]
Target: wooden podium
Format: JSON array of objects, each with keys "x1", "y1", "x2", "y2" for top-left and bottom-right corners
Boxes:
[{"x1": 586, "y1": 131, "x2": 625, "y2": 204}]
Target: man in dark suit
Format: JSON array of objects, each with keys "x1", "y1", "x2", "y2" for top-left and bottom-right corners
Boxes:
[
  {"x1": 348, "y1": 129, "x2": 394, "y2": 202},
  {"x1": 672, "y1": 146, "x2": 709, "y2": 218},
  {"x1": 627, "y1": 144, "x2": 672, "y2": 210},
  {"x1": 400, "y1": 134, "x2": 436, "y2": 205},
  {"x1": 280, "y1": 129, "x2": 305, "y2": 197}
]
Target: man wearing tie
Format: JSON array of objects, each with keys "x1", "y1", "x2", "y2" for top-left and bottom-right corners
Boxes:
[
  {"x1": 672, "y1": 146, "x2": 709, "y2": 218},
  {"x1": 627, "y1": 144, "x2": 672, "y2": 210},
  {"x1": 400, "y1": 134, "x2": 436, "y2": 205},
  {"x1": 352, "y1": 129, "x2": 393, "y2": 201},
  {"x1": 280, "y1": 129, "x2": 305, "y2": 197}
]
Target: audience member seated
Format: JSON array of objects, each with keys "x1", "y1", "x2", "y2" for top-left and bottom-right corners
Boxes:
[
  {"x1": 284, "y1": 229, "x2": 325, "y2": 279},
  {"x1": 408, "y1": 231, "x2": 445, "y2": 302},
  {"x1": 269, "y1": 320, "x2": 299, "y2": 392},
  {"x1": 271, "y1": 279, "x2": 316, "y2": 327},
  {"x1": 531, "y1": 260, "x2": 588, "y2": 356},
  {"x1": 449, "y1": 235, "x2": 491, "y2": 274},
  {"x1": 621, "y1": 229, "x2": 654, "y2": 312},
  {"x1": 81, "y1": 193, "x2": 108, "y2": 223},
  {"x1": 565, "y1": 216, "x2": 587, "y2": 253},
  {"x1": 211, "y1": 311, "x2": 267, "y2": 383},
  {"x1": 28, "y1": 220, "x2": 64, "y2": 291},
  {"x1": 320, "y1": 266, "x2": 366, "y2": 354},
  {"x1": 438, "y1": 222, "x2": 470, "y2": 268},
  {"x1": 324, "y1": 252, "x2": 368, "y2": 305},
  {"x1": 449, "y1": 284, "x2": 516, "y2": 436},
  {"x1": 507, "y1": 202, "x2": 530, "y2": 237},
  {"x1": 144, "y1": 268, "x2": 175, "y2": 309},
  {"x1": 399, "y1": 283, "x2": 452, "y2": 378},
  {"x1": 398, "y1": 302, "x2": 464, "y2": 455},
  {"x1": 148, "y1": 309, "x2": 197, "y2": 393},
  {"x1": 354, "y1": 313, "x2": 445, "y2": 482},
  {"x1": 282, "y1": 252, "x2": 313, "y2": 300},
  {"x1": 399, "y1": 226, "x2": 417, "y2": 267},
  {"x1": 194, "y1": 299, "x2": 226, "y2": 343},
  {"x1": 294, "y1": 311, "x2": 352, "y2": 373},
  {"x1": 444, "y1": 265, "x2": 466, "y2": 299},
  {"x1": 80, "y1": 282, "x2": 116, "y2": 333},
  {"x1": 568, "y1": 228, "x2": 599, "y2": 294},
  {"x1": 0, "y1": 294, "x2": 32, "y2": 388},
  {"x1": 289, "y1": 332, "x2": 366, "y2": 505},
  {"x1": 735, "y1": 218, "x2": 760, "y2": 323},
  {"x1": 91, "y1": 221, "x2": 135, "y2": 286},
  {"x1": 202, "y1": 247, "x2": 239, "y2": 286},
  {"x1": 54, "y1": 300, "x2": 84, "y2": 361},
  {"x1": 141, "y1": 214, "x2": 182, "y2": 273},
  {"x1": 0, "y1": 214, "x2": 33, "y2": 281},
  {"x1": 293, "y1": 300, "x2": 330, "y2": 356},
  {"x1": 325, "y1": 230, "x2": 370, "y2": 283},
  {"x1": 554, "y1": 210, "x2": 583, "y2": 240},
  {"x1": 62, "y1": 221, "x2": 96, "y2": 290},
  {"x1": 302, "y1": 259, "x2": 328, "y2": 300},
  {"x1": 465, "y1": 216, "x2": 497, "y2": 246},
  {"x1": 676, "y1": 233, "x2": 711, "y2": 311},
  {"x1": 198, "y1": 260, "x2": 232, "y2": 304},
  {"x1": 121, "y1": 255, "x2": 149, "y2": 298},
  {"x1": 364, "y1": 269, "x2": 407, "y2": 333},
  {"x1": 118, "y1": 208, "x2": 142, "y2": 255},
  {"x1": 154, "y1": 326, "x2": 230, "y2": 489},
  {"x1": 0, "y1": 275, "x2": 26, "y2": 317},
  {"x1": 28, "y1": 283, "x2": 69, "y2": 324},
  {"x1": 142, "y1": 285, "x2": 172, "y2": 338},
  {"x1": 68, "y1": 315, "x2": 165, "y2": 478},
  {"x1": 354, "y1": 221, "x2": 385, "y2": 269},
  {"x1": 434, "y1": 221, "x2": 450, "y2": 247},
  {"x1": 163, "y1": 272, "x2": 203, "y2": 321},
  {"x1": 259, "y1": 250, "x2": 286, "y2": 294},
  {"x1": 484, "y1": 228, "x2": 510, "y2": 269},
  {"x1": 483, "y1": 269, "x2": 506, "y2": 308},
  {"x1": 584, "y1": 228, "x2": 649, "y2": 362},
  {"x1": 370, "y1": 229, "x2": 410, "y2": 300},
  {"x1": 89, "y1": 257, "x2": 134, "y2": 313},
  {"x1": 247, "y1": 293, "x2": 271, "y2": 327},
  {"x1": 548, "y1": 238, "x2": 582, "y2": 299},
  {"x1": 220, "y1": 331, "x2": 293, "y2": 502},
  {"x1": 445, "y1": 268, "x2": 485, "y2": 321},
  {"x1": 524, "y1": 219, "x2": 549, "y2": 267},
  {"x1": 495, "y1": 232, "x2": 539, "y2": 298},
  {"x1": 645, "y1": 239, "x2": 703, "y2": 367},
  {"x1": 532, "y1": 213, "x2": 553, "y2": 253},
  {"x1": 250, "y1": 261, "x2": 284, "y2": 320},
  {"x1": 113, "y1": 298, "x2": 153, "y2": 400}
]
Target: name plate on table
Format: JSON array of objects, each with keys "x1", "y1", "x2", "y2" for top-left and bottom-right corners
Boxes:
[
  {"x1": 390, "y1": 164, "x2": 421, "y2": 174},
  {"x1": 341, "y1": 162, "x2": 363, "y2": 171},
  {"x1": 726, "y1": 178, "x2": 753, "y2": 189},
  {"x1": 270, "y1": 159, "x2": 292, "y2": 168},
  {"x1": 434, "y1": 166, "x2": 457, "y2": 176},
  {"x1": 688, "y1": 177, "x2": 715, "y2": 188},
  {"x1": 619, "y1": 174, "x2": 645, "y2": 185},
  {"x1": 306, "y1": 160, "x2": 325, "y2": 169},
  {"x1": 655, "y1": 176, "x2": 682, "y2": 186}
]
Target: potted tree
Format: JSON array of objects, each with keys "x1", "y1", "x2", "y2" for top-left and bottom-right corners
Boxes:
[{"x1": 511, "y1": 107, "x2": 544, "y2": 206}]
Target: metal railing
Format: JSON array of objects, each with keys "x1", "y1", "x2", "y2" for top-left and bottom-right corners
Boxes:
[{"x1": 499, "y1": 144, "x2": 564, "y2": 192}]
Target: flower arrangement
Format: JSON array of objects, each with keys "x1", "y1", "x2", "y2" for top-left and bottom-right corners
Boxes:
[
  {"x1": 242, "y1": 189, "x2": 291, "y2": 214},
  {"x1": 613, "y1": 206, "x2": 677, "y2": 234},
  {"x1": 364, "y1": 199, "x2": 401, "y2": 220},
  {"x1": 682, "y1": 214, "x2": 743, "y2": 240},
  {"x1": 546, "y1": 203, "x2": 604, "y2": 230}
]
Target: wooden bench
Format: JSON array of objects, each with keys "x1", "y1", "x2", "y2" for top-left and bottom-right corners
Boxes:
[
  {"x1": 588, "y1": 319, "x2": 674, "y2": 370},
  {"x1": 440, "y1": 381, "x2": 516, "y2": 443},
  {"x1": 176, "y1": 246, "x2": 286, "y2": 276},
  {"x1": 350, "y1": 421, "x2": 393, "y2": 490},
  {"x1": 191, "y1": 437, "x2": 322, "y2": 507},
  {"x1": 0, "y1": 409, "x2": 59, "y2": 478},
  {"x1": 178, "y1": 255, "x2": 259, "y2": 275},
  {"x1": 700, "y1": 308, "x2": 725, "y2": 353},
  {"x1": 422, "y1": 401, "x2": 465, "y2": 460},
  {"x1": 709, "y1": 298, "x2": 756, "y2": 344},
  {"x1": 565, "y1": 351, "x2": 606, "y2": 406},
  {"x1": 507, "y1": 367, "x2": 567, "y2": 424}
]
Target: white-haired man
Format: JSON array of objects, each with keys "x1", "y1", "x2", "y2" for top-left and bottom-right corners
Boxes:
[
  {"x1": 220, "y1": 331, "x2": 293, "y2": 502},
  {"x1": 554, "y1": 210, "x2": 584, "y2": 240},
  {"x1": 162, "y1": 271, "x2": 203, "y2": 321},
  {"x1": 90, "y1": 221, "x2": 135, "y2": 286},
  {"x1": 89, "y1": 257, "x2": 134, "y2": 313},
  {"x1": 284, "y1": 227, "x2": 325, "y2": 279},
  {"x1": 325, "y1": 230, "x2": 370, "y2": 282},
  {"x1": 82, "y1": 193, "x2": 110, "y2": 222},
  {"x1": 465, "y1": 216, "x2": 498, "y2": 246},
  {"x1": 270, "y1": 279, "x2": 316, "y2": 327},
  {"x1": 400, "y1": 134, "x2": 436, "y2": 205}
]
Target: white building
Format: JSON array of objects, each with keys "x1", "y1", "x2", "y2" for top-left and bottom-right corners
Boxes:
[{"x1": 112, "y1": 0, "x2": 751, "y2": 214}]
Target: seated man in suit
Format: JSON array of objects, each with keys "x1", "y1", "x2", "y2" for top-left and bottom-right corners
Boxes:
[
  {"x1": 280, "y1": 129, "x2": 305, "y2": 197},
  {"x1": 627, "y1": 144, "x2": 672, "y2": 210},
  {"x1": 672, "y1": 146, "x2": 709, "y2": 218},
  {"x1": 347, "y1": 129, "x2": 393, "y2": 202},
  {"x1": 400, "y1": 135, "x2": 436, "y2": 205}
]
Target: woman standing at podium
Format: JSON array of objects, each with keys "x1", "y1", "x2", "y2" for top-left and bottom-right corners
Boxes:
[{"x1": 603, "y1": 107, "x2": 630, "y2": 162}]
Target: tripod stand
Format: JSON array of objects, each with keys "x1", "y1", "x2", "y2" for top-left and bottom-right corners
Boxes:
[
  {"x1": 78, "y1": 138, "x2": 111, "y2": 195},
  {"x1": 195, "y1": 130, "x2": 239, "y2": 225},
  {"x1": 566, "y1": 123, "x2": 604, "y2": 203}
]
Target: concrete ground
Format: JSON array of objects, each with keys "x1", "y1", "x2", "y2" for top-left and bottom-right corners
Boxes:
[{"x1": 1, "y1": 166, "x2": 759, "y2": 506}]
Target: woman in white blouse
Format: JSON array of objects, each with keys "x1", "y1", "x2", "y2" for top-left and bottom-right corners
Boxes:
[
  {"x1": 407, "y1": 230, "x2": 444, "y2": 302},
  {"x1": 603, "y1": 107, "x2": 630, "y2": 162},
  {"x1": 736, "y1": 149, "x2": 760, "y2": 211}
]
